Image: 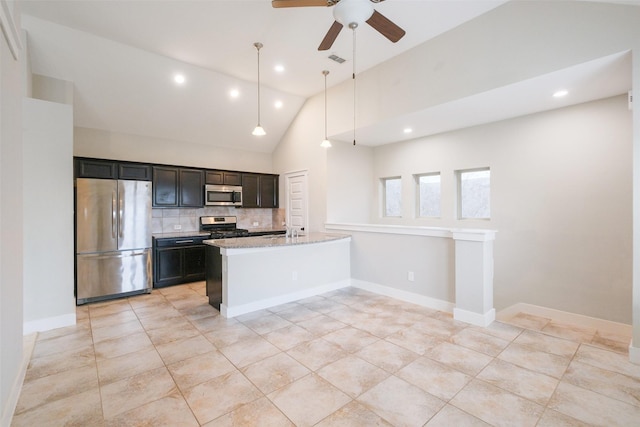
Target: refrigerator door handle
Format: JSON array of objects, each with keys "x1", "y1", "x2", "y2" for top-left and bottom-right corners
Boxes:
[
  {"x1": 112, "y1": 191, "x2": 117, "y2": 238},
  {"x1": 119, "y1": 196, "x2": 124, "y2": 238},
  {"x1": 80, "y1": 251, "x2": 148, "y2": 261}
]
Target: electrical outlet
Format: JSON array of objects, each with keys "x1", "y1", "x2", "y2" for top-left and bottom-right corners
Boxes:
[
  {"x1": 173, "y1": 224, "x2": 182, "y2": 230},
  {"x1": 253, "y1": 222, "x2": 259, "y2": 226},
  {"x1": 292, "y1": 271, "x2": 298, "y2": 281},
  {"x1": 408, "y1": 271, "x2": 415, "y2": 282}
]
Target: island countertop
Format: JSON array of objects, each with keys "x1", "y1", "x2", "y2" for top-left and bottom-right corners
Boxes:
[{"x1": 204, "y1": 232, "x2": 350, "y2": 250}]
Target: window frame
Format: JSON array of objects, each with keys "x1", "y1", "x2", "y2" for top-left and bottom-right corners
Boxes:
[
  {"x1": 456, "y1": 167, "x2": 491, "y2": 220},
  {"x1": 414, "y1": 172, "x2": 442, "y2": 219},
  {"x1": 381, "y1": 176, "x2": 402, "y2": 218}
]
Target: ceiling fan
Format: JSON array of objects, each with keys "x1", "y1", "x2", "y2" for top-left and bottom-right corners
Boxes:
[{"x1": 272, "y1": 0, "x2": 406, "y2": 51}]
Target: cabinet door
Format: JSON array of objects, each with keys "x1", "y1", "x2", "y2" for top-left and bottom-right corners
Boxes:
[
  {"x1": 118, "y1": 162, "x2": 152, "y2": 181},
  {"x1": 75, "y1": 158, "x2": 117, "y2": 179},
  {"x1": 223, "y1": 172, "x2": 242, "y2": 186},
  {"x1": 260, "y1": 175, "x2": 278, "y2": 208},
  {"x1": 205, "y1": 170, "x2": 242, "y2": 186},
  {"x1": 179, "y1": 169, "x2": 204, "y2": 207},
  {"x1": 183, "y1": 245, "x2": 206, "y2": 281},
  {"x1": 242, "y1": 174, "x2": 259, "y2": 208},
  {"x1": 154, "y1": 247, "x2": 183, "y2": 287},
  {"x1": 205, "y1": 170, "x2": 223, "y2": 185},
  {"x1": 152, "y1": 167, "x2": 179, "y2": 207}
]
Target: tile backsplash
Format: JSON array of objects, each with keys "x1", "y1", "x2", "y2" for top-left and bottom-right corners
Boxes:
[{"x1": 152, "y1": 207, "x2": 285, "y2": 234}]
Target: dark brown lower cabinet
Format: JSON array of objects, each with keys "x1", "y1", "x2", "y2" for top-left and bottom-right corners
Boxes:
[{"x1": 153, "y1": 236, "x2": 207, "y2": 288}]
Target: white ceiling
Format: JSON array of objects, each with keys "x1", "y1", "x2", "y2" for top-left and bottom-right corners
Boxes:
[
  {"x1": 335, "y1": 50, "x2": 632, "y2": 145},
  {"x1": 20, "y1": 0, "x2": 636, "y2": 152}
]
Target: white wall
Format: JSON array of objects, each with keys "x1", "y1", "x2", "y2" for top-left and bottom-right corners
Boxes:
[
  {"x1": 0, "y1": 0, "x2": 24, "y2": 424},
  {"x1": 633, "y1": 27, "x2": 640, "y2": 363},
  {"x1": 223, "y1": 239, "x2": 350, "y2": 315},
  {"x1": 350, "y1": 231, "x2": 455, "y2": 303},
  {"x1": 74, "y1": 127, "x2": 274, "y2": 173},
  {"x1": 22, "y1": 98, "x2": 74, "y2": 333},
  {"x1": 326, "y1": 140, "x2": 374, "y2": 224},
  {"x1": 340, "y1": 95, "x2": 631, "y2": 324},
  {"x1": 273, "y1": 97, "x2": 329, "y2": 232},
  {"x1": 31, "y1": 73, "x2": 72, "y2": 105}
]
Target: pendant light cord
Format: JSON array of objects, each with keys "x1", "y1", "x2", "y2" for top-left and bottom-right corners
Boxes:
[
  {"x1": 256, "y1": 43, "x2": 262, "y2": 126},
  {"x1": 324, "y1": 71, "x2": 328, "y2": 140},
  {"x1": 352, "y1": 26, "x2": 357, "y2": 146}
]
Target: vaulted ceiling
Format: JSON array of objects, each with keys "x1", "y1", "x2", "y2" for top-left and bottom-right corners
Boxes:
[{"x1": 20, "y1": 0, "x2": 634, "y2": 153}]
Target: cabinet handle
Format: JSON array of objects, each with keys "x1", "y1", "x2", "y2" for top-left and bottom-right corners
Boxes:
[{"x1": 175, "y1": 239, "x2": 194, "y2": 244}]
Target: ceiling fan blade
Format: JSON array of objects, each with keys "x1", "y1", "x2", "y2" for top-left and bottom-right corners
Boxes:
[
  {"x1": 272, "y1": 0, "x2": 329, "y2": 8},
  {"x1": 366, "y1": 9, "x2": 406, "y2": 43},
  {"x1": 318, "y1": 21, "x2": 343, "y2": 51}
]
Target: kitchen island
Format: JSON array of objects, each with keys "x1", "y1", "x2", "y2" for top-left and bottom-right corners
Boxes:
[{"x1": 204, "y1": 232, "x2": 351, "y2": 318}]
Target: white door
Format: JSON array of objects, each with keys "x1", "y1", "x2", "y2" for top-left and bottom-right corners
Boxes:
[{"x1": 285, "y1": 171, "x2": 308, "y2": 232}]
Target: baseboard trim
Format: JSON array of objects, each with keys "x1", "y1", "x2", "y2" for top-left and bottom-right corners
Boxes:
[
  {"x1": 1, "y1": 333, "x2": 37, "y2": 427},
  {"x1": 23, "y1": 312, "x2": 76, "y2": 335},
  {"x1": 496, "y1": 302, "x2": 632, "y2": 336},
  {"x1": 454, "y1": 307, "x2": 496, "y2": 327},
  {"x1": 221, "y1": 280, "x2": 351, "y2": 318},
  {"x1": 350, "y1": 279, "x2": 455, "y2": 313}
]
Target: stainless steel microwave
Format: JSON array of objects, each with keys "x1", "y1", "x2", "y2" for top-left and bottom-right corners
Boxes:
[{"x1": 204, "y1": 184, "x2": 242, "y2": 206}]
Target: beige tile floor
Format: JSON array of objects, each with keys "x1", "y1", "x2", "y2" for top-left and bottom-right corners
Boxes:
[{"x1": 11, "y1": 282, "x2": 640, "y2": 426}]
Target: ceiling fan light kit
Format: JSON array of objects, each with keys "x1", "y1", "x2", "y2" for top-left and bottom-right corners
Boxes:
[
  {"x1": 271, "y1": 0, "x2": 406, "y2": 146},
  {"x1": 333, "y1": 0, "x2": 374, "y2": 27},
  {"x1": 271, "y1": 0, "x2": 405, "y2": 51}
]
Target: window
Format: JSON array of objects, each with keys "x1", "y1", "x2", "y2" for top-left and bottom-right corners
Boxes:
[
  {"x1": 416, "y1": 173, "x2": 441, "y2": 218},
  {"x1": 382, "y1": 177, "x2": 402, "y2": 217},
  {"x1": 457, "y1": 168, "x2": 490, "y2": 219}
]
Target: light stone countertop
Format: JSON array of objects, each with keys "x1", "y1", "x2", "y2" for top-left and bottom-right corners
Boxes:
[
  {"x1": 152, "y1": 231, "x2": 211, "y2": 239},
  {"x1": 204, "y1": 232, "x2": 350, "y2": 249},
  {"x1": 246, "y1": 227, "x2": 286, "y2": 234},
  {"x1": 153, "y1": 229, "x2": 285, "y2": 239}
]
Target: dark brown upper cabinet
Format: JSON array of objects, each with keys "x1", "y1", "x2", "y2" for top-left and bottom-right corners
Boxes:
[
  {"x1": 205, "y1": 170, "x2": 242, "y2": 186},
  {"x1": 241, "y1": 173, "x2": 278, "y2": 208},
  {"x1": 75, "y1": 158, "x2": 118, "y2": 179},
  {"x1": 153, "y1": 166, "x2": 203, "y2": 207},
  {"x1": 75, "y1": 158, "x2": 151, "y2": 181}
]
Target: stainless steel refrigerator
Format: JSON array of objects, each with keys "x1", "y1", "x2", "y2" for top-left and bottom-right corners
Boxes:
[{"x1": 75, "y1": 178, "x2": 152, "y2": 304}]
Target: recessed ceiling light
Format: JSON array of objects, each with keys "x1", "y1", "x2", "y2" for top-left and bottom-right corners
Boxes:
[
  {"x1": 229, "y1": 89, "x2": 240, "y2": 98},
  {"x1": 553, "y1": 90, "x2": 568, "y2": 98},
  {"x1": 174, "y1": 74, "x2": 186, "y2": 85},
  {"x1": 274, "y1": 64, "x2": 285, "y2": 73},
  {"x1": 403, "y1": 128, "x2": 413, "y2": 134},
  {"x1": 274, "y1": 100, "x2": 283, "y2": 109}
]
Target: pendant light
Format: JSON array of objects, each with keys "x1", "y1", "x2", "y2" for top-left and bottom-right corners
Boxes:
[
  {"x1": 320, "y1": 70, "x2": 332, "y2": 148},
  {"x1": 252, "y1": 42, "x2": 266, "y2": 136}
]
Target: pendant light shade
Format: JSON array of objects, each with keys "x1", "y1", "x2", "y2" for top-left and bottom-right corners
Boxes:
[
  {"x1": 252, "y1": 42, "x2": 266, "y2": 136},
  {"x1": 320, "y1": 70, "x2": 332, "y2": 148},
  {"x1": 252, "y1": 125, "x2": 266, "y2": 136}
]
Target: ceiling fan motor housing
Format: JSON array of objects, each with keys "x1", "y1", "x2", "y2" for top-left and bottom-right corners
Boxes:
[{"x1": 333, "y1": 0, "x2": 374, "y2": 27}]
